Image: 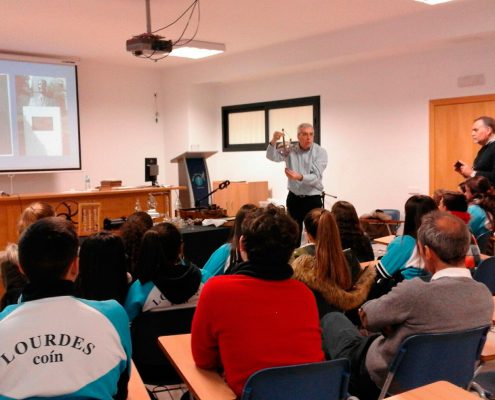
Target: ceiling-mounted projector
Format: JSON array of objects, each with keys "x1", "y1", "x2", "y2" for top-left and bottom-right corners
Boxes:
[{"x1": 126, "y1": 33, "x2": 172, "y2": 57}]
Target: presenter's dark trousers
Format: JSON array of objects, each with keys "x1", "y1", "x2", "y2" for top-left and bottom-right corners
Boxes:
[{"x1": 286, "y1": 191, "x2": 322, "y2": 242}]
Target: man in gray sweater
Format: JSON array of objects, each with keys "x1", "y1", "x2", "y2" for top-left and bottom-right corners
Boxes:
[{"x1": 322, "y1": 210, "x2": 493, "y2": 400}]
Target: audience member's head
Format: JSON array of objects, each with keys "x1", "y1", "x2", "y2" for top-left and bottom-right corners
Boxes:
[
  {"x1": 462, "y1": 175, "x2": 492, "y2": 202},
  {"x1": 229, "y1": 203, "x2": 257, "y2": 255},
  {"x1": 432, "y1": 188, "x2": 446, "y2": 206},
  {"x1": 120, "y1": 211, "x2": 154, "y2": 275},
  {"x1": 403, "y1": 195, "x2": 438, "y2": 239},
  {"x1": 76, "y1": 231, "x2": 129, "y2": 305},
  {"x1": 135, "y1": 222, "x2": 182, "y2": 283},
  {"x1": 17, "y1": 201, "x2": 55, "y2": 236},
  {"x1": 306, "y1": 208, "x2": 352, "y2": 290},
  {"x1": 417, "y1": 211, "x2": 471, "y2": 271},
  {"x1": 331, "y1": 200, "x2": 366, "y2": 239},
  {"x1": 18, "y1": 217, "x2": 78, "y2": 283},
  {"x1": 439, "y1": 191, "x2": 468, "y2": 212},
  {"x1": 240, "y1": 204, "x2": 299, "y2": 266}
]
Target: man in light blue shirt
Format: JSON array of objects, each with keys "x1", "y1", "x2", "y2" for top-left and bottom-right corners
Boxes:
[{"x1": 266, "y1": 123, "x2": 328, "y2": 235}]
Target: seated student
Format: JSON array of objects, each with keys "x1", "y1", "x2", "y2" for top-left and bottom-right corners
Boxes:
[
  {"x1": 124, "y1": 222, "x2": 202, "y2": 321},
  {"x1": 331, "y1": 200, "x2": 375, "y2": 262},
  {"x1": 75, "y1": 231, "x2": 130, "y2": 306},
  {"x1": 322, "y1": 211, "x2": 493, "y2": 400},
  {"x1": 291, "y1": 208, "x2": 376, "y2": 317},
  {"x1": 438, "y1": 190, "x2": 481, "y2": 268},
  {"x1": 376, "y1": 195, "x2": 437, "y2": 281},
  {"x1": 462, "y1": 176, "x2": 495, "y2": 238},
  {"x1": 201, "y1": 203, "x2": 257, "y2": 283},
  {"x1": 0, "y1": 201, "x2": 55, "y2": 310},
  {"x1": 0, "y1": 217, "x2": 131, "y2": 399},
  {"x1": 191, "y1": 205, "x2": 324, "y2": 398},
  {"x1": 119, "y1": 211, "x2": 153, "y2": 277}
]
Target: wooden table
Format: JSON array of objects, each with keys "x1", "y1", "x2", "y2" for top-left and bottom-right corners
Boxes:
[
  {"x1": 158, "y1": 334, "x2": 236, "y2": 400},
  {"x1": 128, "y1": 361, "x2": 150, "y2": 399},
  {"x1": 374, "y1": 235, "x2": 395, "y2": 246},
  {"x1": 0, "y1": 186, "x2": 185, "y2": 248},
  {"x1": 386, "y1": 381, "x2": 479, "y2": 399}
]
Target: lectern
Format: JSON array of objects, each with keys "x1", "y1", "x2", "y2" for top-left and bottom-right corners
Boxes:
[{"x1": 170, "y1": 151, "x2": 217, "y2": 208}]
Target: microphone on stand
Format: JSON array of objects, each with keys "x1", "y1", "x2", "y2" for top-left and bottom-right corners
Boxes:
[{"x1": 195, "y1": 180, "x2": 231, "y2": 208}]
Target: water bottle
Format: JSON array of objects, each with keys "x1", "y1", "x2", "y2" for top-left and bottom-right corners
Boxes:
[
  {"x1": 84, "y1": 175, "x2": 91, "y2": 191},
  {"x1": 174, "y1": 194, "x2": 182, "y2": 218},
  {"x1": 135, "y1": 198, "x2": 142, "y2": 212}
]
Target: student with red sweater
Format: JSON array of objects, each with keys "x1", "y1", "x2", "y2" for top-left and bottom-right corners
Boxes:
[{"x1": 191, "y1": 205, "x2": 324, "y2": 397}]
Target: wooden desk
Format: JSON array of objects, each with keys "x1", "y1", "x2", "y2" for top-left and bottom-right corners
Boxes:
[
  {"x1": 158, "y1": 334, "x2": 236, "y2": 400},
  {"x1": 0, "y1": 186, "x2": 184, "y2": 249},
  {"x1": 128, "y1": 361, "x2": 150, "y2": 400},
  {"x1": 374, "y1": 235, "x2": 395, "y2": 246},
  {"x1": 386, "y1": 381, "x2": 479, "y2": 399}
]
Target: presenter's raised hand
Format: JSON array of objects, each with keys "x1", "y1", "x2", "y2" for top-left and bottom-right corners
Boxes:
[
  {"x1": 285, "y1": 168, "x2": 303, "y2": 181},
  {"x1": 270, "y1": 131, "x2": 285, "y2": 146}
]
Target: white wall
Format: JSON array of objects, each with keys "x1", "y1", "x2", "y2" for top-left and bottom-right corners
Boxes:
[
  {"x1": 0, "y1": 60, "x2": 164, "y2": 194},
  {"x1": 3, "y1": 0, "x2": 494, "y2": 218},
  {"x1": 161, "y1": 37, "x2": 495, "y2": 216}
]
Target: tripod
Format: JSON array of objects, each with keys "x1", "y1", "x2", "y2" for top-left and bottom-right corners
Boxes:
[{"x1": 321, "y1": 191, "x2": 337, "y2": 209}]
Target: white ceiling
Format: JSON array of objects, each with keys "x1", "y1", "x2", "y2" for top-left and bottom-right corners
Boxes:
[{"x1": 0, "y1": 0, "x2": 491, "y2": 71}]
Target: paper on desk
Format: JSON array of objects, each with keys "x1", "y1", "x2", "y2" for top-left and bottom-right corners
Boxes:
[{"x1": 202, "y1": 219, "x2": 227, "y2": 227}]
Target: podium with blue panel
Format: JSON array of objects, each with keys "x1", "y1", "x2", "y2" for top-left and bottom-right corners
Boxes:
[{"x1": 170, "y1": 151, "x2": 217, "y2": 209}]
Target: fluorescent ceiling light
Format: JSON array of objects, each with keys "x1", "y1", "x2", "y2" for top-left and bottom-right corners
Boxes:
[
  {"x1": 170, "y1": 40, "x2": 226, "y2": 59},
  {"x1": 414, "y1": 0, "x2": 453, "y2": 4}
]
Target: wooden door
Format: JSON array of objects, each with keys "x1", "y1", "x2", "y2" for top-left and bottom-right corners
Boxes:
[{"x1": 430, "y1": 94, "x2": 495, "y2": 193}]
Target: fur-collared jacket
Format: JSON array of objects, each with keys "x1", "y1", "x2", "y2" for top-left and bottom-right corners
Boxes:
[{"x1": 292, "y1": 255, "x2": 376, "y2": 315}]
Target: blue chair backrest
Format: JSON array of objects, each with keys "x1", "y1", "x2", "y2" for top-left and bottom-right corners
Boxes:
[
  {"x1": 380, "y1": 209, "x2": 400, "y2": 221},
  {"x1": 378, "y1": 325, "x2": 490, "y2": 399},
  {"x1": 476, "y1": 232, "x2": 493, "y2": 255},
  {"x1": 474, "y1": 257, "x2": 495, "y2": 294},
  {"x1": 241, "y1": 359, "x2": 350, "y2": 400}
]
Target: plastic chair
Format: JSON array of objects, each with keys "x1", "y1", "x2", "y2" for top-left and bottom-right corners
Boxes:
[
  {"x1": 477, "y1": 231, "x2": 494, "y2": 256},
  {"x1": 240, "y1": 358, "x2": 352, "y2": 400},
  {"x1": 380, "y1": 209, "x2": 401, "y2": 235},
  {"x1": 131, "y1": 307, "x2": 196, "y2": 397},
  {"x1": 473, "y1": 257, "x2": 495, "y2": 294},
  {"x1": 378, "y1": 325, "x2": 490, "y2": 400},
  {"x1": 380, "y1": 209, "x2": 400, "y2": 221}
]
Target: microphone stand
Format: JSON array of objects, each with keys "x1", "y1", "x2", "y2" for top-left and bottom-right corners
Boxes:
[
  {"x1": 321, "y1": 191, "x2": 337, "y2": 209},
  {"x1": 194, "y1": 180, "x2": 231, "y2": 209}
]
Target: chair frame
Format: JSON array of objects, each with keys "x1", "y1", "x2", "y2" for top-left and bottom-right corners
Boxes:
[{"x1": 378, "y1": 325, "x2": 490, "y2": 400}]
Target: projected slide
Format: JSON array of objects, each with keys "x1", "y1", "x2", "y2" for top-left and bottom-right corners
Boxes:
[
  {"x1": 18, "y1": 76, "x2": 67, "y2": 156},
  {"x1": 0, "y1": 74, "x2": 13, "y2": 156},
  {"x1": 0, "y1": 59, "x2": 80, "y2": 172}
]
